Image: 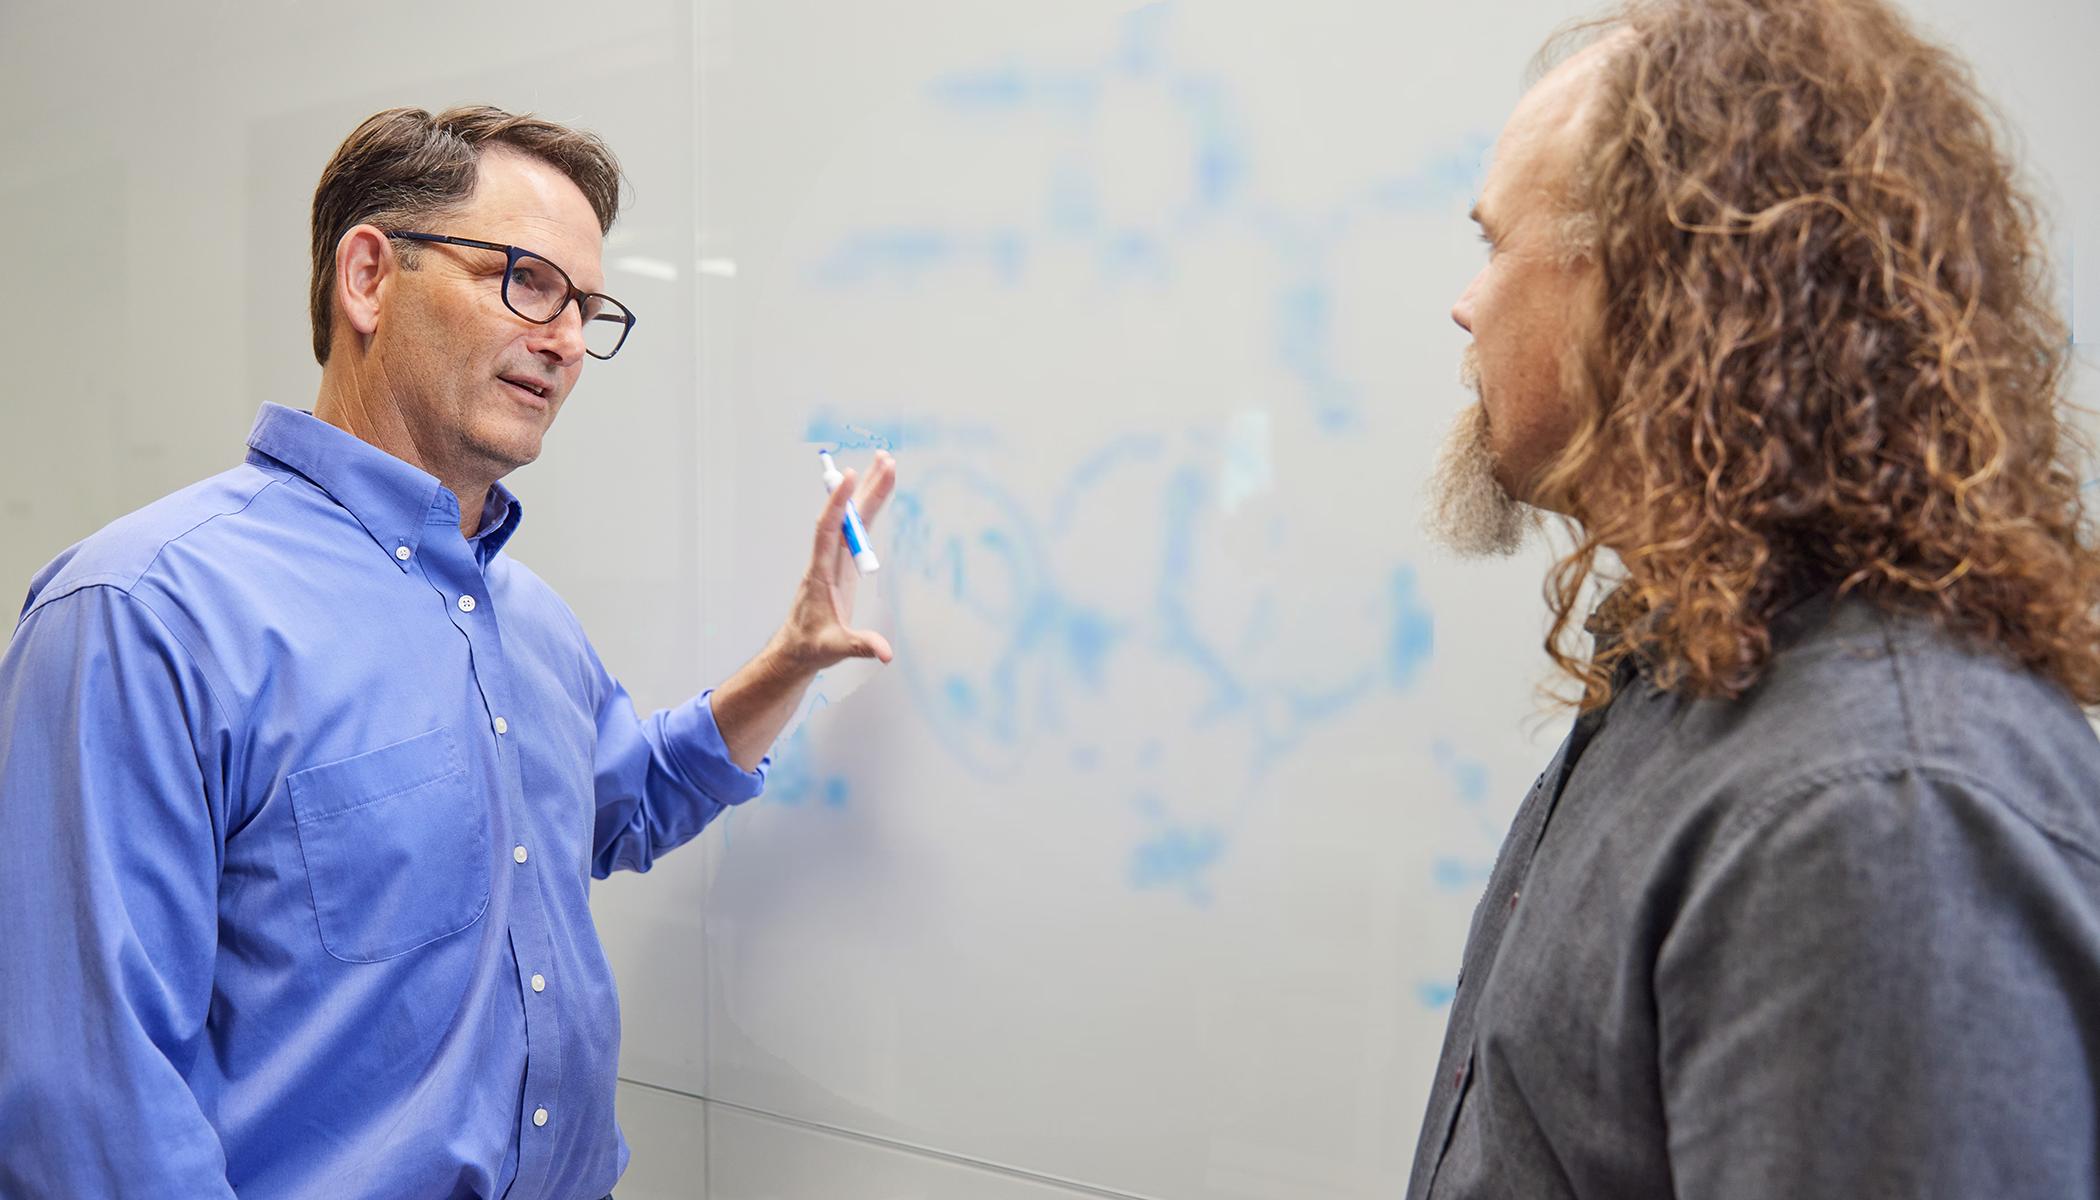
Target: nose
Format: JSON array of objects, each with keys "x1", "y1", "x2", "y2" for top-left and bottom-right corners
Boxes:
[
  {"x1": 1451, "y1": 271, "x2": 1480, "y2": 334},
  {"x1": 527, "y1": 297, "x2": 588, "y2": 366}
]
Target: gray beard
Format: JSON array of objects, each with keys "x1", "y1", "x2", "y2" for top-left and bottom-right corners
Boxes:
[{"x1": 1424, "y1": 353, "x2": 1536, "y2": 557}]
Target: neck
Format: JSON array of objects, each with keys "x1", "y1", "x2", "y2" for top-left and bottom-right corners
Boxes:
[{"x1": 314, "y1": 360, "x2": 493, "y2": 540}]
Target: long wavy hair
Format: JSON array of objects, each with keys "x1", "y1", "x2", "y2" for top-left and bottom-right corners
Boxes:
[{"x1": 1529, "y1": 0, "x2": 2100, "y2": 710}]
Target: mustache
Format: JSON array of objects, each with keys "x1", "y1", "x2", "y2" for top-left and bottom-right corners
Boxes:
[{"x1": 1460, "y1": 345, "x2": 1481, "y2": 393}]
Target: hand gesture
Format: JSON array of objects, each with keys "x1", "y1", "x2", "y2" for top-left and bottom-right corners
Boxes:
[{"x1": 772, "y1": 450, "x2": 897, "y2": 672}]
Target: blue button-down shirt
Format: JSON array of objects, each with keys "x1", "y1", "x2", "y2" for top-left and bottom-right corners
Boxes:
[{"x1": 0, "y1": 403, "x2": 766, "y2": 1199}]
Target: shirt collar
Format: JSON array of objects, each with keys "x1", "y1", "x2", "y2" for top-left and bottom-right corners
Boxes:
[
  {"x1": 468, "y1": 484, "x2": 525, "y2": 564},
  {"x1": 243, "y1": 403, "x2": 525, "y2": 568},
  {"x1": 1583, "y1": 578, "x2": 1842, "y2": 690}
]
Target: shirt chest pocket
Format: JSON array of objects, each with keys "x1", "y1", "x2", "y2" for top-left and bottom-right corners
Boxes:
[{"x1": 288, "y1": 727, "x2": 491, "y2": 963}]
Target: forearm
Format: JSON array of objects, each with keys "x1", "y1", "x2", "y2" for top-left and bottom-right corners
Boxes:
[{"x1": 708, "y1": 634, "x2": 822, "y2": 771}]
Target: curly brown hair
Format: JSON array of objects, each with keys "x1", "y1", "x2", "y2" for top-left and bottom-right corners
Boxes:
[{"x1": 1527, "y1": 0, "x2": 2100, "y2": 710}]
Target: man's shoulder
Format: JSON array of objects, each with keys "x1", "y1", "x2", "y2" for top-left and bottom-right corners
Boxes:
[
  {"x1": 1760, "y1": 598, "x2": 2090, "y2": 753},
  {"x1": 20, "y1": 463, "x2": 290, "y2": 621},
  {"x1": 1673, "y1": 596, "x2": 2100, "y2": 827}
]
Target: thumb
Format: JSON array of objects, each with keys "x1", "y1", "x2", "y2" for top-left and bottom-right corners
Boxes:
[{"x1": 850, "y1": 628, "x2": 895, "y2": 664}]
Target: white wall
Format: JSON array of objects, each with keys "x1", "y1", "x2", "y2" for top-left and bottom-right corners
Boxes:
[{"x1": 3, "y1": 2, "x2": 2094, "y2": 1198}]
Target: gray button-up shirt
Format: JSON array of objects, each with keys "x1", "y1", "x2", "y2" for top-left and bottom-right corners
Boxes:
[{"x1": 1407, "y1": 593, "x2": 2100, "y2": 1198}]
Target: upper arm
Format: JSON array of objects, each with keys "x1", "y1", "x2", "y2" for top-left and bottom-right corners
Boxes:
[{"x1": 0, "y1": 585, "x2": 235, "y2": 1188}]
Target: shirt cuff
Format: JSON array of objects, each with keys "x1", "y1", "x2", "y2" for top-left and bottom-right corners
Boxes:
[{"x1": 660, "y1": 690, "x2": 769, "y2": 805}]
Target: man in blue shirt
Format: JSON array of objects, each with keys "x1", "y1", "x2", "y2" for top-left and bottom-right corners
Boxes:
[{"x1": 0, "y1": 106, "x2": 890, "y2": 1198}]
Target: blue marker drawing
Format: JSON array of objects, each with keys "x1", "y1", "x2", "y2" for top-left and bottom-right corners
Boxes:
[
  {"x1": 1431, "y1": 856, "x2": 1493, "y2": 894},
  {"x1": 1389, "y1": 567, "x2": 1436, "y2": 688},
  {"x1": 765, "y1": 724, "x2": 853, "y2": 811},
  {"x1": 808, "y1": 3, "x2": 1489, "y2": 431},
  {"x1": 743, "y1": 5, "x2": 1518, "y2": 907},
  {"x1": 805, "y1": 410, "x2": 1003, "y2": 457},
  {"x1": 771, "y1": 425, "x2": 1490, "y2": 902},
  {"x1": 1129, "y1": 823, "x2": 1226, "y2": 906}
]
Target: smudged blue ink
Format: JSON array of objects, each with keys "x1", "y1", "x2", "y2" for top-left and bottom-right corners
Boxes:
[
  {"x1": 930, "y1": 65, "x2": 1032, "y2": 110},
  {"x1": 1130, "y1": 824, "x2": 1226, "y2": 905},
  {"x1": 1389, "y1": 566, "x2": 1435, "y2": 688},
  {"x1": 812, "y1": 228, "x2": 957, "y2": 285},
  {"x1": 1157, "y1": 465, "x2": 1248, "y2": 718},
  {"x1": 766, "y1": 730, "x2": 814, "y2": 806},
  {"x1": 1062, "y1": 608, "x2": 1121, "y2": 687},
  {"x1": 823, "y1": 778, "x2": 850, "y2": 809},
  {"x1": 802, "y1": 411, "x2": 1001, "y2": 454},
  {"x1": 1433, "y1": 739, "x2": 1491, "y2": 805},
  {"x1": 1174, "y1": 76, "x2": 1245, "y2": 210},
  {"x1": 1102, "y1": 229, "x2": 1167, "y2": 282},
  {"x1": 1315, "y1": 399, "x2": 1360, "y2": 433},
  {"x1": 1431, "y1": 856, "x2": 1492, "y2": 892},
  {"x1": 1417, "y1": 980, "x2": 1457, "y2": 1009},
  {"x1": 1276, "y1": 281, "x2": 1360, "y2": 428},
  {"x1": 945, "y1": 674, "x2": 980, "y2": 718},
  {"x1": 1285, "y1": 674, "x2": 1375, "y2": 723},
  {"x1": 1117, "y1": 3, "x2": 1172, "y2": 77},
  {"x1": 1277, "y1": 282, "x2": 1331, "y2": 377},
  {"x1": 987, "y1": 230, "x2": 1029, "y2": 283}
]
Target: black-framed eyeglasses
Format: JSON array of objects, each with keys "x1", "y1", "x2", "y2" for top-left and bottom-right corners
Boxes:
[{"x1": 387, "y1": 231, "x2": 637, "y2": 360}]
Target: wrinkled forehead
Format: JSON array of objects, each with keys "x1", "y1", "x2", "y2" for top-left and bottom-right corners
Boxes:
[{"x1": 455, "y1": 148, "x2": 606, "y2": 289}]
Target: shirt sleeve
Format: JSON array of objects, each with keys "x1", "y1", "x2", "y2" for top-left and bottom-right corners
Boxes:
[
  {"x1": 587, "y1": 640, "x2": 768, "y2": 878},
  {"x1": 0, "y1": 585, "x2": 238, "y2": 1197},
  {"x1": 1656, "y1": 764, "x2": 2100, "y2": 1200}
]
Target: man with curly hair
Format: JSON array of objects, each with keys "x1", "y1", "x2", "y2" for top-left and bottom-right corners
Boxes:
[{"x1": 1417, "y1": 1, "x2": 2100, "y2": 1196}]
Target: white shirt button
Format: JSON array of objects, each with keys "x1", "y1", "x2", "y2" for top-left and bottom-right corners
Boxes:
[
  {"x1": 531, "y1": 973, "x2": 546, "y2": 993},
  {"x1": 533, "y1": 1107, "x2": 549, "y2": 1128},
  {"x1": 494, "y1": 716, "x2": 509, "y2": 735},
  {"x1": 513, "y1": 844, "x2": 528, "y2": 864},
  {"x1": 457, "y1": 595, "x2": 476, "y2": 613},
  {"x1": 394, "y1": 545, "x2": 412, "y2": 561}
]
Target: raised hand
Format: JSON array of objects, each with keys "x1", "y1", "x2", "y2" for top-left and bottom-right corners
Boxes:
[{"x1": 775, "y1": 450, "x2": 898, "y2": 671}]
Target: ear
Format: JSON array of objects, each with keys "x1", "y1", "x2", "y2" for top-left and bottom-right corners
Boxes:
[{"x1": 334, "y1": 224, "x2": 395, "y2": 341}]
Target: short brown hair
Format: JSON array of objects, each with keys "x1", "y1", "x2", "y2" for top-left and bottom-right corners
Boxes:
[
  {"x1": 1534, "y1": 0, "x2": 2100, "y2": 710},
  {"x1": 307, "y1": 105, "x2": 624, "y2": 365}
]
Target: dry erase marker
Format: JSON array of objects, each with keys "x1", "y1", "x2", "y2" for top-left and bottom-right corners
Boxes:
[{"x1": 818, "y1": 451, "x2": 881, "y2": 575}]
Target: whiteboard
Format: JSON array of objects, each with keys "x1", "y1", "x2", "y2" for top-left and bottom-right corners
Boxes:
[
  {"x1": 0, "y1": 0, "x2": 2090, "y2": 1196},
  {"x1": 590, "y1": 1, "x2": 2092, "y2": 1197}
]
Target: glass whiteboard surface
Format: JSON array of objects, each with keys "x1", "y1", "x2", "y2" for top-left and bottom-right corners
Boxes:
[
  {"x1": 596, "y1": 1, "x2": 2100, "y2": 1196},
  {"x1": 0, "y1": 0, "x2": 2090, "y2": 1196},
  {"x1": 663, "y1": 1, "x2": 1593, "y2": 1195}
]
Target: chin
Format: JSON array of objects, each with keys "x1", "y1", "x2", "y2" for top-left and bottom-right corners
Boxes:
[{"x1": 470, "y1": 419, "x2": 546, "y2": 475}]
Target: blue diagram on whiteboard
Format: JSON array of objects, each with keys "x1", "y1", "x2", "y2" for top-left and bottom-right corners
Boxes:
[
  {"x1": 808, "y1": 1, "x2": 1492, "y2": 433},
  {"x1": 755, "y1": 3, "x2": 1510, "y2": 925}
]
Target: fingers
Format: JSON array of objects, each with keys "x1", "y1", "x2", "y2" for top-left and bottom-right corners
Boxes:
[
  {"x1": 857, "y1": 451, "x2": 898, "y2": 527},
  {"x1": 810, "y1": 468, "x2": 857, "y2": 580}
]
